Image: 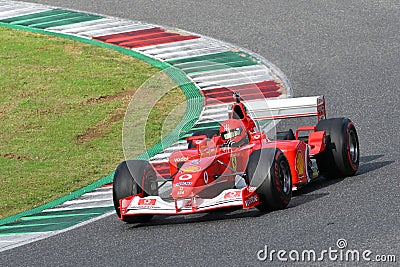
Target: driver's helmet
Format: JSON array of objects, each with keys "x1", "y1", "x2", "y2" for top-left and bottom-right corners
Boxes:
[{"x1": 219, "y1": 119, "x2": 248, "y2": 147}]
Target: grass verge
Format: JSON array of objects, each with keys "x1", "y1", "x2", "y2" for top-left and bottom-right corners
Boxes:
[{"x1": 0, "y1": 27, "x2": 186, "y2": 219}]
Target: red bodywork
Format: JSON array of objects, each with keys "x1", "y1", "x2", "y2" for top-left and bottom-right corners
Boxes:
[{"x1": 118, "y1": 97, "x2": 327, "y2": 219}]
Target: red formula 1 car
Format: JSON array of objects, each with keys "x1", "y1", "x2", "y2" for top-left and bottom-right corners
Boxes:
[{"x1": 113, "y1": 93, "x2": 359, "y2": 223}]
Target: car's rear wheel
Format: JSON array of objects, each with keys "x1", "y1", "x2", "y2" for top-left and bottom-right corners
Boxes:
[
  {"x1": 315, "y1": 118, "x2": 360, "y2": 178},
  {"x1": 247, "y1": 148, "x2": 292, "y2": 211},
  {"x1": 113, "y1": 160, "x2": 158, "y2": 223}
]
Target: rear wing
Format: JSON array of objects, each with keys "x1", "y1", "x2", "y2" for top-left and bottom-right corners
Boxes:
[{"x1": 244, "y1": 95, "x2": 326, "y2": 122}]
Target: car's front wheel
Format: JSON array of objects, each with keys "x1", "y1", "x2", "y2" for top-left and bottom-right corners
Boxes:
[
  {"x1": 113, "y1": 160, "x2": 158, "y2": 223},
  {"x1": 247, "y1": 148, "x2": 292, "y2": 211}
]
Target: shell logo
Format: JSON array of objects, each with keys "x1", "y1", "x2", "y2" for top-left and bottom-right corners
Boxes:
[{"x1": 182, "y1": 165, "x2": 201, "y2": 172}]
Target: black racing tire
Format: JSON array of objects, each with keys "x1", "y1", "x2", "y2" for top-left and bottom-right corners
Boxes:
[
  {"x1": 188, "y1": 128, "x2": 220, "y2": 148},
  {"x1": 315, "y1": 118, "x2": 360, "y2": 178},
  {"x1": 113, "y1": 160, "x2": 158, "y2": 223},
  {"x1": 247, "y1": 148, "x2": 292, "y2": 211}
]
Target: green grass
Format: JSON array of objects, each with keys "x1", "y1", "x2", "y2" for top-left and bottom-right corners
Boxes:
[{"x1": 0, "y1": 27, "x2": 186, "y2": 219}]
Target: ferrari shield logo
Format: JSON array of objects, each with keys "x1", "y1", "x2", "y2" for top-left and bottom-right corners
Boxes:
[{"x1": 231, "y1": 155, "x2": 237, "y2": 170}]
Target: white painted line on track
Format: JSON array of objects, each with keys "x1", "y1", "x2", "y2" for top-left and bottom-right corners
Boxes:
[
  {"x1": 82, "y1": 191, "x2": 113, "y2": 197},
  {"x1": 0, "y1": 6, "x2": 51, "y2": 19},
  {"x1": 62, "y1": 198, "x2": 113, "y2": 206},
  {"x1": 48, "y1": 18, "x2": 120, "y2": 32},
  {"x1": 44, "y1": 204, "x2": 114, "y2": 213}
]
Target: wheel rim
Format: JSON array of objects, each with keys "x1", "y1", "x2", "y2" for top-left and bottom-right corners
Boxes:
[
  {"x1": 279, "y1": 161, "x2": 291, "y2": 194},
  {"x1": 348, "y1": 129, "x2": 359, "y2": 164}
]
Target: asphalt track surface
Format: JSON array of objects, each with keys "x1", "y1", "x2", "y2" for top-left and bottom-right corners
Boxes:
[{"x1": 1, "y1": 1, "x2": 399, "y2": 266}]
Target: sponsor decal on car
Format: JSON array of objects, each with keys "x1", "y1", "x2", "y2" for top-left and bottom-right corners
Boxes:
[
  {"x1": 129, "y1": 198, "x2": 159, "y2": 209},
  {"x1": 295, "y1": 150, "x2": 304, "y2": 177},
  {"x1": 195, "y1": 140, "x2": 202, "y2": 145},
  {"x1": 138, "y1": 199, "x2": 156, "y2": 205},
  {"x1": 231, "y1": 155, "x2": 237, "y2": 170},
  {"x1": 248, "y1": 186, "x2": 257, "y2": 192},
  {"x1": 253, "y1": 134, "x2": 261, "y2": 139},
  {"x1": 174, "y1": 157, "x2": 188, "y2": 163},
  {"x1": 178, "y1": 174, "x2": 193, "y2": 181},
  {"x1": 244, "y1": 194, "x2": 259, "y2": 208},
  {"x1": 175, "y1": 181, "x2": 192, "y2": 186},
  {"x1": 224, "y1": 191, "x2": 241, "y2": 199},
  {"x1": 177, "y1": 186, "x2": 185, "y2": 195},
  {"x1": 242, "y1": 187, "x2": 260, "y2": 209},
  {"x1": 182, "y1": 166, "x2": 201, "y2": 172}
]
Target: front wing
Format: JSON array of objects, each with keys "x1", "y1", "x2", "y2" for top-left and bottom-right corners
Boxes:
[{"x1": 119, "y1": 186, "x2": 260, "y2": 219}]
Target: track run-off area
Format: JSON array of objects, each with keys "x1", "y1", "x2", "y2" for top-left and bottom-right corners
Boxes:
[{"x1": 1, "y1": 1, "x2": 399, "y2": 266}]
